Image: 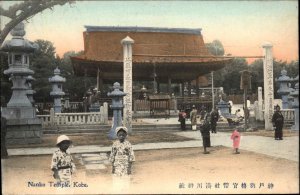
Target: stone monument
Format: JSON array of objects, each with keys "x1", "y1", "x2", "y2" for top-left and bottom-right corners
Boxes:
[
  {"x1": 262, "y1": 43, "x2": 274, "y2": 130},
  {"x1": 49, "y1": 67, "x2": 66, "y2": 113},
  {"x1": 1, "y1": 22, "x2": 42, "y2": 144},
  {"x1": 121, "y1": 36, "x2": 134, "y2": 133}
]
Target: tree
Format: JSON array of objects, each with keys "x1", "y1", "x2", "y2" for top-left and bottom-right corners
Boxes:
[
  {"x1": 30, "y1": 39, "x2": 58, "y2": 103},
  {"x1": 205, "y1": 40, "x2": 225, "y2": 56},
  {"x1": 60, "y1": 50, "x2": 96, "y2": 101},
  {"x1": 0, "y1": 0, "x2": 75, "y2": 45},
  {"x1": 214, "y1": 58, "x2": 248, "y2": 95}
]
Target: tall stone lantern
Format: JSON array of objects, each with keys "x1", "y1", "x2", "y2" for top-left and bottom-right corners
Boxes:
[
  {"x1": 290, "y1": 75, "x2": 299, "y2": 130},
  {"x1": 107, "y1": 82, "x2": 126, "y2": 139},
  {"x1": 49, "y1": 67, "x2": 66, "y2": 113},
  {"x1": 1, "y1": 22, "x2": 42, "y2": 144},
  {"x1": 276, "y1": 69, "x2": 292, "y2": 109}
]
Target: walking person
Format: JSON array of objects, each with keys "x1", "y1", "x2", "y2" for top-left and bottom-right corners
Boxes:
[
  {"x1": 230, "y1": 128, "x2": 241, "y2": 154},
  {"x1": 109, "y1": 126, "x2": 135, "y2": 192},
  {"x1": 200, "y1": 114, "x2": 211, "y2": 154},
  {"x1": 178, "y1": 109, "x2": 187, "y2": 131},
  {"x1": 51, "y1": 135, "x2": 76, "y2": 183},
  {"x1": 272, "y1": 105, "x2": 284, "y2": 140},
  {"x1": 210, "y1": 107, "x2": 219, "y2": 133},
  {"x1": 190, "y1": 105, "x2": 198, "y2": 130}
]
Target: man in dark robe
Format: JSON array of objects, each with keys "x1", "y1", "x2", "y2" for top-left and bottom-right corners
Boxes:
[
  {"x1": 272, "y1": 105, "x2": 284, "y2": 140},
  {"x1": 200, "y1": 114, "x2": 211, "y2": 154}
]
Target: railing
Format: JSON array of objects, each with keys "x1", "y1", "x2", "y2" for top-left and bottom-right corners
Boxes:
[
  {"x1": 259, "y1": 109, "x2": 295, "y2": 121},
  {"x1": 133, "y1": 99, "x2": 177, "y2": 112},
  {"x1": 37, "y1": 103, "x2": 108, "y2": 127}
]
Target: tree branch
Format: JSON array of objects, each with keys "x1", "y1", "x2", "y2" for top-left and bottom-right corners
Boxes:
[{"x1": 0, "y1": 0, "x2": 74, "y2": 46}]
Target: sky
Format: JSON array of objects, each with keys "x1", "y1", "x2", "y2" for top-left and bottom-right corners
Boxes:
[{"x1": 1, "y1": 1, "x2": 299, "y2": 63}]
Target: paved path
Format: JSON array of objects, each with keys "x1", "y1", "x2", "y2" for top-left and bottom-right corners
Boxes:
[{"x1": 7, "y1": 131, "x2": 298, "y2": 162}]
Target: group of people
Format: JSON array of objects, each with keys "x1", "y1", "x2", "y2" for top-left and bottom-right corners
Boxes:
[
  {"x1": 51, "y1": 126, "x2": 135, "y2": 190},
  {"x1": 178, "y1": 105, "x2": 219, "y2": 133}
]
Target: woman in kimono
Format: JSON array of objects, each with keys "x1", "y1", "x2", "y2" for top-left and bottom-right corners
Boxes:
[{"x1": 230, "y1": 129, "x2": 241, "y2": 154}]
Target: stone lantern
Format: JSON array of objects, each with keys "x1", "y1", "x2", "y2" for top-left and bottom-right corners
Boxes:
[
  {"x1": 216, "y1": 99, "x2": 230, "y2": 118},
  {"x1": 1, "y1": 22, "x2": 42, "y2": 144},
  {"x1": 107, "y1": 82, "x2": 126, "y2": 139},
  {"x1": 276, "y1": 69, "x2": 292, "y2": 109},
  {"x1": 290, "y1": 75, "x2": 299, "y2": 130},
  {"x1": 49, "y1": 67, "x2": 66, "y2": 113}
]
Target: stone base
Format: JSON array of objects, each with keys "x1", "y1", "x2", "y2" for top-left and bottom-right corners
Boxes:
[
  {"x1": 5, "y1": 118, "x2": 43, "y2": 145},
  {"x1": 2, "y1": 106, "x2": 36, "y2": 119}
]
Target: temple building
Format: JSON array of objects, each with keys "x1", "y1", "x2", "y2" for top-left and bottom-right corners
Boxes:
[{"x1": 71, "y1": 26, "x2": 233, "y2": 112}]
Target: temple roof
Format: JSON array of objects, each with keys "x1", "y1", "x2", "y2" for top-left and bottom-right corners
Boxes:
[{"x1": 71, "y1": 26, "x2": 232, "y2": 82}]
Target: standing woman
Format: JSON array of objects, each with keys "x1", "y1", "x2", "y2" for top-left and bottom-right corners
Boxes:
[
  {"x1": 190, "y1": 105, "x2": 198, "y2": 130},
  {"x1": 272, "y1": 105, "x2": 284, "y2": 140},
  {"x1": 178, "y1": 109, "x2": 187, "y2": 131}
]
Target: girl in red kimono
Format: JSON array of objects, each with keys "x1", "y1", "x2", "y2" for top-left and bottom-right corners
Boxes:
[{"x1": 230, "y1": 129, "x2": 241, "y2": 154}]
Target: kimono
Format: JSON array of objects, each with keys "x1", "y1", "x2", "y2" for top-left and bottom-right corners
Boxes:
[
  {"x1": 210, "y1": 110, "x2": 219, "y2": 133},
  {"x1": 190, "y1": 109, "x2": 198, "y2": 130},
  {"x1": 109, "y1": 140, "x2": 135, "y2": 176},
  {"x1": 272, "y1": 111, "x2": 284, "y2": 139},
  {"x1": 230, "y1": 130, "x2": 241, "y2": 149},
  {"x1": 178, "y1": 111, "x2": 187, "y2": 130},
  {"x1": 200, "y1": 120, "x2": 211, "y2": 147},
  {"x1": 51, "y1": 149, "x2": 76, "y2": 182}
]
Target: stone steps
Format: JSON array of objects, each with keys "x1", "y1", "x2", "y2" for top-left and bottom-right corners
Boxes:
[{"x1": 42, "y1": 121, "x2": 294, "y2": 134}]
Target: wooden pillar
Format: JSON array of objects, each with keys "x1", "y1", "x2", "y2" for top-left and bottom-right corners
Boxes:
[
  {"x1": 168, "y1": 77, "x2": 172, "y2": 95},
  {"x1": 196, "y1": 77, "x2": 200, "y2": 97},
  {"x1": 96, "y1": 68, "x2": 100, "y2": 91},
  {"x1": 188, "y1": 81, "x2": 192, "y2": 97},
  {"x1": 157, "y1": 82, "x2": 160, "y2": 93},
  {"x1": 180, "y1": 82, "x2": 184, "y2": 97}
]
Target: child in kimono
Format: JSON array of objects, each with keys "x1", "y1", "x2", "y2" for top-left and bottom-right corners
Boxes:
[
  {"x1": 51, "y1": 135, "x2": 76, "y2": 183},
  {"x1": 109, "y1": 126, "x2": 135, "y2": 192},
  {"x1": 230, "y1": 129, "x2": 241, "y2": 154},
  {"x1": 109, "y1": 126, "x2": 135, "y2": 176}
]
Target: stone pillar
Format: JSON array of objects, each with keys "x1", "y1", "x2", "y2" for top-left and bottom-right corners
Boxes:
[
  {"x1": 257, "y1": 87, "x2": 264, "y2": 121},
  {"x1": 276, "y1": 69, "x2": 292, "y2": 109},
  {"x1": 262, "y1": 43, "x2": 274, "y2": 130},
  {"x1": 121, "y1": 36, "x2": 134, "y2": 133},
  {"x1": 107, "y1": 82, "x2": 126, "y2": 139},
  {"x1": 49, "y1": 68, "x2": 66, "y2": 113}
]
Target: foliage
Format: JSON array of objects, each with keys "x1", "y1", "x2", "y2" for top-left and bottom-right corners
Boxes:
[
  {"x1": 59, "y1": 50, "x2": 96, "y2": 101},
  {"x1": 205, "y1": 40, "x2": 225, "y2": 56},
  {"x1": 214, "y1": 58, "x2": 248, "y2": 94},
  {"x1": 30, "y1": 39, "x2": 58, "y2": 103}
]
